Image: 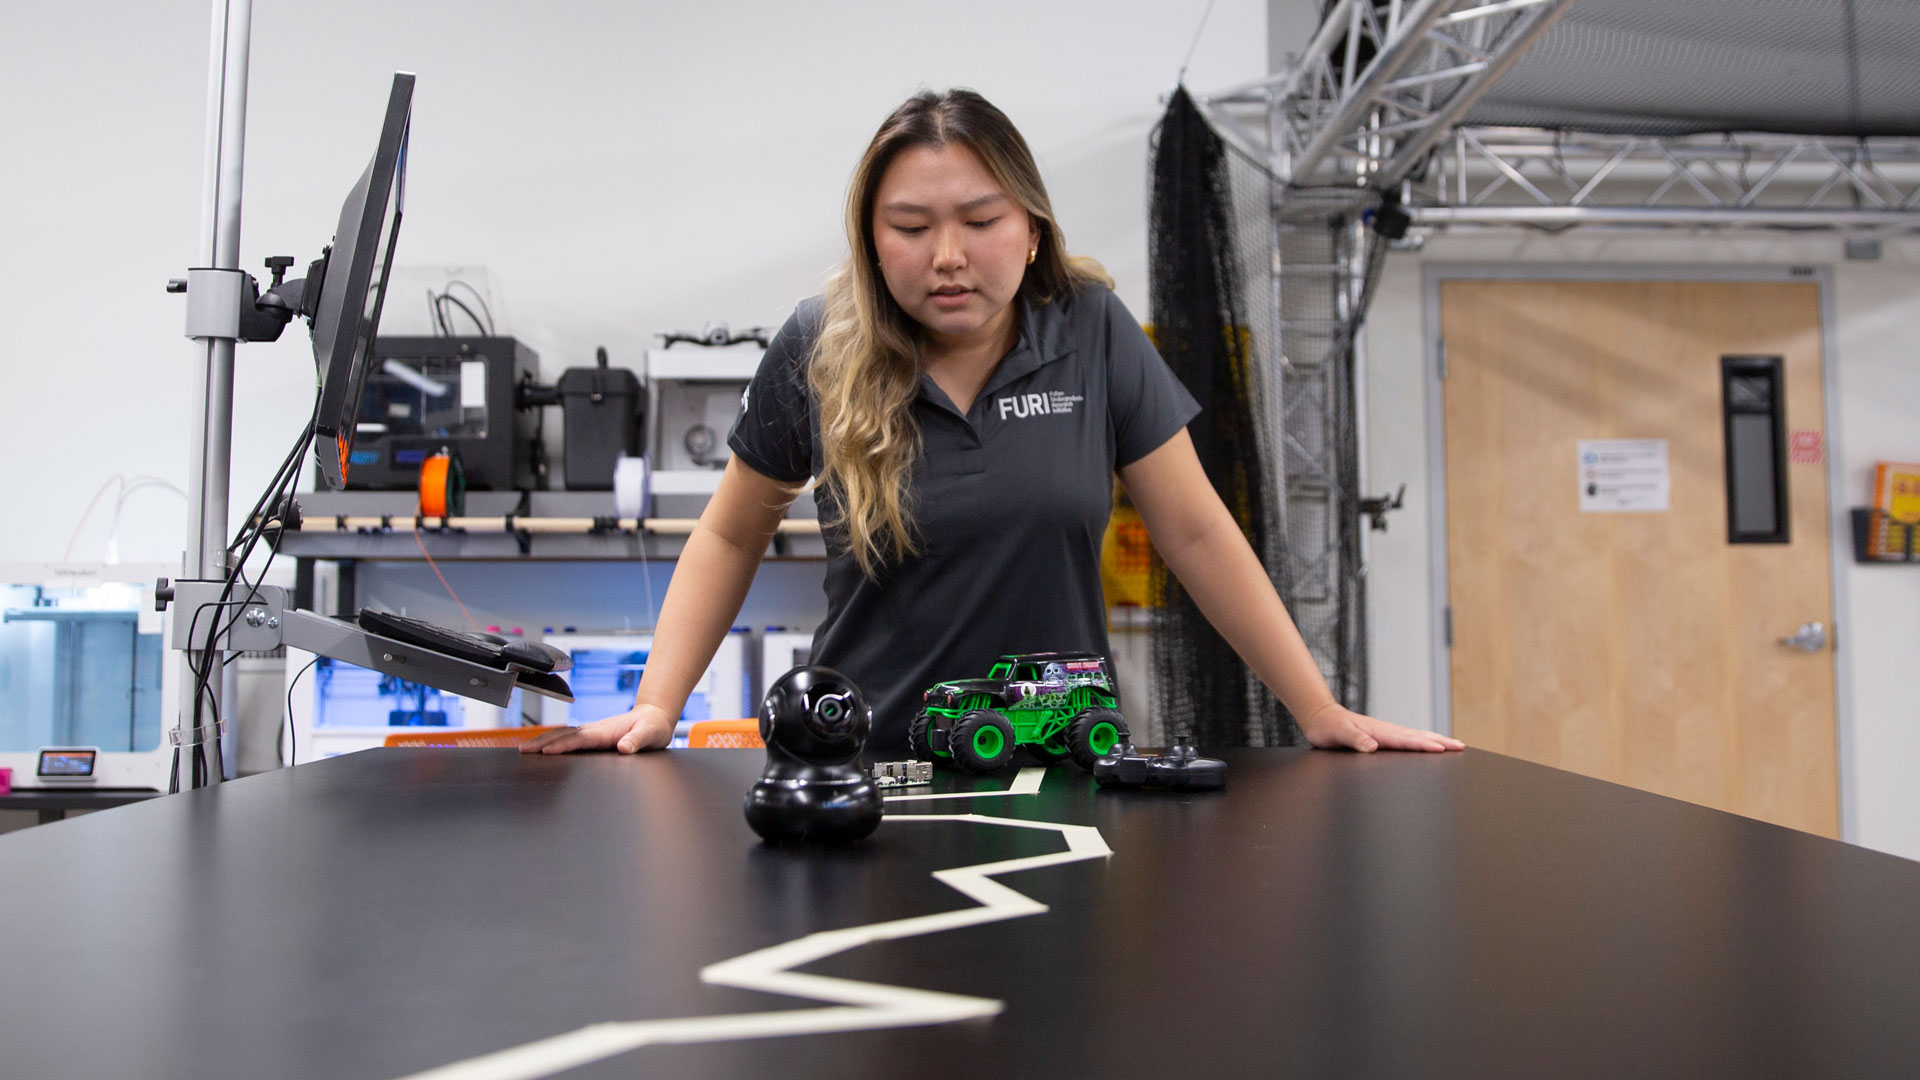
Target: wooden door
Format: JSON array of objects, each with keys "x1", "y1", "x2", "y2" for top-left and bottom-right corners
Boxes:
[{"x1": 1441, "y1": 279, "x2": 1838, "y2": 836}]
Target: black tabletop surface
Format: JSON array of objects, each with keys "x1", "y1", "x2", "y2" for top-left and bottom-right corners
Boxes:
[
  {"x1": 1, "y1": 747, "x2": 1916, "y2": 1080},
  {"x1": 0, "y1": 787, "x2": 161, "y2": 811}
]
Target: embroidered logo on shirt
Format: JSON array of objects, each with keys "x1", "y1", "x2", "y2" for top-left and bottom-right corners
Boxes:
[{"x1": 996, "y1": 390, "x2": 1083, "y2": 420}]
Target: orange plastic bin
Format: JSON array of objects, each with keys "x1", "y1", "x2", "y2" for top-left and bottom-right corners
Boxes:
[
  {"x1": 686, "y1": 720, "x2": 763, "y2": 748},
  {"x1": 383, "y1": 726, "x2": 566, "y2": 748}
]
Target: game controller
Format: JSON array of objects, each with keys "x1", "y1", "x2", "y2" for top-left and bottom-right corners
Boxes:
[
  {"x1": 1091, "y1": 736, "x2": 1227, "y2": 791},
  {"x1": 743, "y1": 666, "x2": 884, "y2": 844}
]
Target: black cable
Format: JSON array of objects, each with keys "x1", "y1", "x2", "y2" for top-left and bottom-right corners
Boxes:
[
  {"x1": 444, "y1": 280, "x2": 496, "y2": 335},
  {"x1": 176, "y1": 597, "x2": 246, "y2": 793},
  {"x1": 435, "y1": 294, "x2": 488, "y2": 337},
  {"x1": 205, "y1": 398, "x2": 315, "y2": 652},
  {"x1": 199, "y1": 406, "x2": 314, "y2": 768},
  {"x1": 227, "y1": 442, "x2": 302, "y2": 555},
  {"x1": 194, "y1": 468, "x2": 296, "y2": 756},
  {"x1": 181, "y1": 394, "x2": 319, "y2": 788},
  {"x1": 194, "y1": 479, "x2": 298, "y2": 780},
  {"x1": 203, "y1": 491, "x2": 300, "y2": 778},
  {"x1": 283, "y1": 655, "x2": 319, "y2": 767},
  {"x1": 190, "y1": 606, "x2": 230, "y2": 787},
  {"x1": 227, "y1": 396, "x2": 318, "y2": 556}
]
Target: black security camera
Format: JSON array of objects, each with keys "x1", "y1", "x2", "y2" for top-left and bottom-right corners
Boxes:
[{"x1": 743, "y1": 666, "x2": 884, "y2": 844}]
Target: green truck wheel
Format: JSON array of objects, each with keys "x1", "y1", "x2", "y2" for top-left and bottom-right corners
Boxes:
[
  {"x1": 1068, "y1": 708, "x2": 1129, "y2": 770},
  {"x1": 950, "y1": 710, "x2": 1016, "y2": 773},
  {"x1": 908, "y1": 710, "x2": 936, "y2": 761}
]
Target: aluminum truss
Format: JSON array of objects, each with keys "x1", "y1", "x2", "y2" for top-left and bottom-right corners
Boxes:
[
  {"x1": 1262, "y1": 213, "x2": 1378, "y2": 708},
  {"x1": 1409, "y1": 127, "x2": 1920, "y2": 228},
  {"x1": 1184, "y1": 0, "x2": 1920, "y2": 700},
  {"x1": 1187, "y1": 0, "x2": 1581, "y2": 701},
  {"x1": 1199, "y1": 0, "x2": 1578, "y2": 190},
  {"x1": 1195, "y1": 0, "x2": 1920, "y2": 232}
]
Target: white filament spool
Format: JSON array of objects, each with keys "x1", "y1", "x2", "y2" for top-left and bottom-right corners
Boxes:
[{"x1": 613, "y1": 455, "x2": 649, "y2": 520}]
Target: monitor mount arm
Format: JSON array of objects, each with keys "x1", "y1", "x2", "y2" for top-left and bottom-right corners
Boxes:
[
  {"x1": 166, "y1": 251, "x2": 327, "y2": 345},
  {"x1": 152, "y1": 579, "x2": 574, "y2": 710}
]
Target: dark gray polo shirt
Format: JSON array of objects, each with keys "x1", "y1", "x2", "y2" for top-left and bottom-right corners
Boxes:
[{"x1": 727, "y1": 283, "x2": 1200, "y2": 754}]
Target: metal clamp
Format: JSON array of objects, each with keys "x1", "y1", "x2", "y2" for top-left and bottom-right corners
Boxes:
[
  {"x1": 168, "y1": 719, "x2": 230, "y2": 747},
  {"x1": 181, "y1": 267, "x2": 245, "y2": 340}
]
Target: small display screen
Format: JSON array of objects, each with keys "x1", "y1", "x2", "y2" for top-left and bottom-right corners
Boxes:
[{"x1": 38, "y1": 749, "x2": 97, "y2": 777}]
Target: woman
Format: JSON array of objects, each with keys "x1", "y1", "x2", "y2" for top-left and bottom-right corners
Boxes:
[{"x1": 524, "y1": 89, "x2": 1460, "y2": 758}]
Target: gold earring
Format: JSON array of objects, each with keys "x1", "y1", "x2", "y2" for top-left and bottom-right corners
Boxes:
[{"x1": 1027, "y1": 249, "x2": 1037, "y2": 265}]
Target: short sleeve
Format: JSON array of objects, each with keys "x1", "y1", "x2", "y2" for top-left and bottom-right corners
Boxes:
[
  {"x1": 1104, "y1": 291, "x2": 1202, "y2": 466},
  {"x1": 726, "y1": 300, "x2": 821, "y2": 484}
]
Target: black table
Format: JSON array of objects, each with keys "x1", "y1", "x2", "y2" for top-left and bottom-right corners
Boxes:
[
  {"x1": 0, "y1": 787, "x2": 161, "y2": 824},
  {"x1": 1, "y1": 748, "x2": 1916, "y2": 1079}
]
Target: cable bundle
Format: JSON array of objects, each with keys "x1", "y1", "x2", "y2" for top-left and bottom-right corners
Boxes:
[{"x1": 175, "y1": 394, "x2": 319, "y2": 792}]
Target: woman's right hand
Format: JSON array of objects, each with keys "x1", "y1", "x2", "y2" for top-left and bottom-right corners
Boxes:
[{"x1": 518, "y1": 702, "x2": 678, "y2": 755}]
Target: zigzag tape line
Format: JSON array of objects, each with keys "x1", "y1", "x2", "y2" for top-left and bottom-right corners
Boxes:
[{"x1": 396, "y1": 771, "x2": 1096, "y2": 1080}]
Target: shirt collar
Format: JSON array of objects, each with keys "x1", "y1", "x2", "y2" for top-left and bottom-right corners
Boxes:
[{"x1": 915, "y1": 291, "x2": 1076, "y2": 412}]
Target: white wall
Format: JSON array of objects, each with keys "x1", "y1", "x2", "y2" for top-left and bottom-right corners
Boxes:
[
  {"x1": 1364, "y1": 232, "x2": 1920, "y2": 862},
  {"x1": 7, "y1": 0, "x2": 1265, "y2": 570}
]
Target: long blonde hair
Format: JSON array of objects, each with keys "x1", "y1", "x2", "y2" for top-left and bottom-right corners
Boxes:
[{"x1": 811, "y1": 89, "x2": 1113, "y2": 578}]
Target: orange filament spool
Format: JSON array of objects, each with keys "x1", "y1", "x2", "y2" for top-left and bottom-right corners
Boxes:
[{"x1": 418, "y1": 448, "x2": 464, "y2": 518}]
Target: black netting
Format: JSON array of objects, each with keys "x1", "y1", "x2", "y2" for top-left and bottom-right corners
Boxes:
[
  {"x1": 1464, "y1": 0, "x2": 1920, "y2": 137},
  {"x1": 1145, "y1": 89, "x2": 1383, "y2": 746},
  {"x1": 1146, "y1": 88, "x2": 1290, "y2": 748}
]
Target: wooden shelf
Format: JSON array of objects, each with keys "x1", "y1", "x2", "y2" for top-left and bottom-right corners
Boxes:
[{"x1": 275, "y1": 526, "x2": 826, "y2": 562}]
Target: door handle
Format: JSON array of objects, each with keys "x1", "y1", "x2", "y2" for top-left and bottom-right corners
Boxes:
[{"x1": 1778, "y1": 621, "x2": 1828, "y2": 652}]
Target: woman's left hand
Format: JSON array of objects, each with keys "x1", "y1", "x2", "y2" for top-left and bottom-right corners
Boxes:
[{"x1": 1299, "y1": 703, "x2": 1465, "y2": 753}]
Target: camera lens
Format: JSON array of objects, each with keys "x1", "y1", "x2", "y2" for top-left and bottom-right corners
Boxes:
[{"x1": 807, "y1": 689, "x2": 856, "y2": 738}]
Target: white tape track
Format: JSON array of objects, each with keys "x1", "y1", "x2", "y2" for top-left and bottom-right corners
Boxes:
[
  {"x1": 882, "y1": 764, "x2": 1046, "y2": 801},
  {"x1": 396, "y1": 768, "x2": 1100, "y2": 1080}
]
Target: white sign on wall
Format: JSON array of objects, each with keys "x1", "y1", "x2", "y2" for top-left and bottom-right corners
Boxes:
[{"x1": 1578, "y1": 439, "x2": 1671, "y2": 513}]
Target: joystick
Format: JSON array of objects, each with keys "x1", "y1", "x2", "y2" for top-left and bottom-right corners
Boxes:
[
  {"x1": 1092, "y1": 736, "x2": 1227, "y2": 791},
  {"x1": 743, "y1": 666, "x2": 884, "y2": 844}
]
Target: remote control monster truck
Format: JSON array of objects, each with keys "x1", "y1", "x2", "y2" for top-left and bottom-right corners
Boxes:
[{"x1": 909, "y1": 652, "x2": 1130, "y2": 773}]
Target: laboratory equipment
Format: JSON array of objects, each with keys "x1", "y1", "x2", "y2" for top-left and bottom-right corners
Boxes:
[
  {"x1": 335, "y1": 336, "x2": 541, "y2": 491},
  {"x1": 645, "y1": 342, "x2": 760, "y2": 518},
  {"x1": 0, "y1": 563, "x2": 173, "y2": 791},
  {"x1": 545, "y1": 631, "x2": 750, "y2": 742},
  {"x1": 518, "y1": 346, "x2": 647, "y2": 491},
  {"x1": 759, "y1": 629, "x2": 814, "y2": 705}
]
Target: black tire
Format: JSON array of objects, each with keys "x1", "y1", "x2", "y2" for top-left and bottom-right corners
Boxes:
[
  {"x1": 1067, "y1": 708, "x2": 1130, "y2": 770},
  {"x1": 907, "y1": 710, "x2": 935, "y2": 761},
  {"x1": 1025, "y1": 730, "x2": 1072, "y2": 765},
  {"x1": 949, "y1": 710, "x2": 1016, "y2": 774}
]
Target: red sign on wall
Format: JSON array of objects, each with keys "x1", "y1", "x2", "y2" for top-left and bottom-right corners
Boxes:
[{"x1": 1789, "y1": 429, "x2": 1824, "y2": 465}]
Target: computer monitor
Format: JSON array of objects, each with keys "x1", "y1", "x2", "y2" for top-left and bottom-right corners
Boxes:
[{"x1": 310, "y1": 72, "x2": 414, "y2": 489}]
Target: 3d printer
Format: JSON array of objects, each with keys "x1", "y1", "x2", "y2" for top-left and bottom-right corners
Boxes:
[
  {"x1": 338, "y1": 336, "x2": 647, "y2": 492},
  {"x1": 337, "y1": 336, "x2": 541, "y2": 491}
]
